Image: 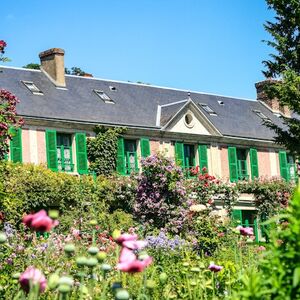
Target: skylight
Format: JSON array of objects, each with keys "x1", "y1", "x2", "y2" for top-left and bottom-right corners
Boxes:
[
  {"x1": 199, "y1": 103, "x2": 217, "y2": 115},
  {"x1": 109, "y1": 86, "x2": 117, "y2": 91},
  {"x1": 94, "y1": 90, "x2": 115, "y2": 104},
  {"x1": 254, "y1": 110, "x2": 271, "y2": 122},
  {"x1": 22, "y1": 81, "x2": 43, "y2": 95}
]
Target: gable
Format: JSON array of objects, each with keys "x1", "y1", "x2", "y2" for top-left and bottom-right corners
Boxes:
[{"x1": 163, "y1": 101, "x2": 221, "y2": 136}]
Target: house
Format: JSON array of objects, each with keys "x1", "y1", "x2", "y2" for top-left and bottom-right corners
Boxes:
[{"x1": 0, "y1": 48, "x2": 296, "y2": 235}]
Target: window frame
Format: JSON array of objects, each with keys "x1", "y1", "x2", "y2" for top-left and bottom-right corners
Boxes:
[
  {"x1": 21, "y1": 81, "x2": 43, "y2": 95},
  {"x1": 93, "y1": 89, "x2": 115, "y2": 104}
]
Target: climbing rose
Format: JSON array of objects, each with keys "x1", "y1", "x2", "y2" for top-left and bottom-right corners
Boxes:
[
  {"x1": 19, "y1": 266, "x2": 47, "y2": 293},
  {"x1": 23, "y1": 210, "x2": 58, "y2": 232}
]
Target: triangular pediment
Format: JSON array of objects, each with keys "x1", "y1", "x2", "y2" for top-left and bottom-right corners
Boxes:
[{"x1": 159, "y1": 100, "x2": 221, "y2": 136}]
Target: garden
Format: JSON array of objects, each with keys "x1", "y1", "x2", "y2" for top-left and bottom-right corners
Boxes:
[{"x1": 0, "y1": 153, "x2": 299, "y2": 299}]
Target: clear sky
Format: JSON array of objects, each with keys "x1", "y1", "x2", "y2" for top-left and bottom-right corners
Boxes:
[{"x1": 1, "y1": 0, "x2": 274, "y2": 100}]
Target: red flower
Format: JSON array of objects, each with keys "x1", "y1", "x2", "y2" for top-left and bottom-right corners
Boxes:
[{"x1": 23, "y1": 210, "x2": 58, "y2": 233}]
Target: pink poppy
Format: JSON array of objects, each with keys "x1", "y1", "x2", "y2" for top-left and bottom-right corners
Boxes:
[
  {"x1": 115, "y1": 233, "x2": 138, "y2": 245},
  {"x1": 23, "y1": 210, "x2": 58, "y2": 233},
  {"x1": 19, "y1": 266, "x2": 47, "y2": 293}
]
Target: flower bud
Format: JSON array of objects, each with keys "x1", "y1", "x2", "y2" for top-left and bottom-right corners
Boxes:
[
  {"x1": 89, "y1": 219, "x2": 98, "y2": 226},
  {"x1": 12, "y1": 272, "x2": 21, "y2": 279},
  {"x1": 64, "y1": 244, "x2": 75, "y2": 254},
  {"x1": 112, "y1": 229, "x2": 121, "y2": 240},
  {"x1": 58, "y1": 276, "x2": 74, "y2": 287},
  {"x1": 58, "y1": 284, "x2": 71, "y2": 294},
  {"x1": 86, "y1": 257, "x2": 98, "y2": 268},
  {"x1": 0, "y1": 232, "x2": 7, "y2": 244},
  {"x1": 88, "y1": 246, "x2": 99, "y2": 256},
  {"x1": 115, "y1": 289, "x2": 130, "y2": 300},
  {"x1": 159, "y1": 272, "x2": 168, "y2": 284},
  {"x1": 48, "y1": 273, "x2": 60, "y2": 290},
  {"x1": 96, "y1": 251, "x2": 107, "y2": 262},
  {"x1": 146, "y1": 280, "x2": 156, "y2": 289},
  {"x1": 48, "y1": 210, "x2": 59, "y2": 220},
  {"x1": 101, "y1": 264, "x2": 112, "y2": 272},
  {"x1": 76, "y1": 256, "x2": 87, "y2": 267},
  {"x1": 190, "y1": 267, "x2": 200, "y2": 273}
]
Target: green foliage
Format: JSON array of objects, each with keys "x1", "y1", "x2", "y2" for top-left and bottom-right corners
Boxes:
[
  {"x1": 262, "y1": 0, "x2": 300, "y2": 156},
  {"x1": 22, "y1": 63, "x2": 40, "y2": 70},
  {"x1": 257, "y1": 185, "x2": 300, "y2": 299},
  {"x1": 238, "y1": 177, "x2": 293, "y2": 218},
  {"x1": 64, "y1": 67, "x2": 88, "y2": 76},
  {"x1": 87, "y1": 126, "x2": 126, "y2": 176}
]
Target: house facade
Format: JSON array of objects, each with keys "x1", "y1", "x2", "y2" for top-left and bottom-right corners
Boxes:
[{"x1": 0, "y1": 48, "x2": 297, "y2": 235}]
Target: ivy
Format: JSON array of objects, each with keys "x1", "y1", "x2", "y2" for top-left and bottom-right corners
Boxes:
[{"x1": 87, "y1": 126, "x2": 126, "y2": 176}]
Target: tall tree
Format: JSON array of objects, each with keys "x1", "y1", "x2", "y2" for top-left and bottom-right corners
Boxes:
[{"x1": 262, "y1": 0, "x2": 300, "y2": 156}]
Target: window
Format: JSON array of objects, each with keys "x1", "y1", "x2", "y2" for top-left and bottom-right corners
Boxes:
[
  {"x1": 231, "y1": 209, "x2": 259, "y2": 242},
  {"x1": 254, "y1": 110, "x2": 271, "y2": 122},
  {"x1": 199, "y1": 103, "x2": 217, "y2": 115},
  {"x1": 175, "y1": 142, "x2": 208, "y2": 177},
  {"x1": 236, "y1": 149, "x2": 249, "y2": 180},
  {"x1": 22, "y1": 81, "x2": 43, "y2": 95},
  {"x1": 56, "y1": 133, "x2": 74, "y2": 172},
  {"x1": 279, "y1": 151, "x2": 297, "y2": 182},
  {"x1": 45, "y1": 130, "x2": 88, "y2": 174},
  {"x1": 124, "y1": 140, "x2": 138, "y2": 174},
  {"x1": 184, "y1": 113, "x2": 195, "y2": 128},
  {"x1": 94, "y1": 89, "x2": 115, "y2": 104},
  {"x1": 228, "y1": 147, "x2": 259, "y2": 182}
]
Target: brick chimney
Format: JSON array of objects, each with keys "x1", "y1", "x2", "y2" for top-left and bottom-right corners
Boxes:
[
  {"x1": 255, "y1": 79, "x2": 291, "y2": 118},
  {"x1": 39, "y1": 48, "x2": 66, "y2": 87}
]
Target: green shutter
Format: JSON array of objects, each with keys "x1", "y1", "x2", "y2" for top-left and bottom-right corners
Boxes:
[
  {"x1": 140, "y1": 138, "x2": 150, "y2": 158},
  {"x1": 45, "y1": 130, "x2": 58, "y2": 171},
  {"x1": 279, "y1": 151, "x2": 289, "y2": 181},
  {"x1": 10, "y1": 128, "x2": 22, "y2": 163},
  {"x1": 175, "y1": 142, "x2": 184, "y2": 166},
  {"x1": 198, "y1": 144, "x2": 208, "y2": 172},
  {"x1": 75, "y1": 133, "x2": 88, "y2": 175},
  {"x1": 231, "y1": 209, "x2": 242, "y2": 224},
  {"x1": 228, "y1": 146, "x2": 238, "y2": 182},
  {"x1": 116, "y1": 137, "x2": 125, "y2": 175},
  {"x1": 250, "y1": 148, "x2": 259, "y2": 180}
]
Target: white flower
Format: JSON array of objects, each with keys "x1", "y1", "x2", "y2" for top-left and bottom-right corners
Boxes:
[{"x1": 189, "y1": 204, "x2": 207, "y2": 212}]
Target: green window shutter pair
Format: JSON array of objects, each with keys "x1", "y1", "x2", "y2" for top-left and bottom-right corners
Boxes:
[
  {"x1": 228, "y1": 147, "x2": 238, "y2": 182},
  {"x1": 10, "y1": 128, "x2": 22, "y2": 163},
  {"x1": 249, "y1": 148, "x2": 259, "y2": 180},
  {"x1": 45, "y1": 130, "x2": 88, "y2": 174},
  {"x1": 198, "y1": 144, "x2": 208, "y2": 171},
  {"x1": 279, "y1": 151, "x2": 289, "y2": 181},
  {"x1": 228, "y1": 147, "x2": 259, "y2": 182},
  {"x1": 116, "y1": 137, "x2": 151, "y2": 175},
  {"x1": 175, "y1": 142, "x2": 184, "y2": 167}
]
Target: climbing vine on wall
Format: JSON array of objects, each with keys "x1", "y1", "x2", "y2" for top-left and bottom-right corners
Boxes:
[{"x1": 87, "y1": 126, "x2": 126, "y2": 176}]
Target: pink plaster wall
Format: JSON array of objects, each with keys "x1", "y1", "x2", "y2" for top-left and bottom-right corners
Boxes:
[
  {"x1": 37, "y1": 130, "x2": 47, "y2": 164},
  {"x1": 150, "y1": 140, "x2": 160, "y2": 155},
  {"x1": 275, "y1": 151, "x2": 280, "y2": 176},
  {"x1": 22, "y1": 129, "x2": 31, "y2": 163},
  {"x1": 258, "y1": 149, "x2": 271, "y2": 177},
  {"x1": 220, "y1": 146, "x2": 229, "y2": 180}
]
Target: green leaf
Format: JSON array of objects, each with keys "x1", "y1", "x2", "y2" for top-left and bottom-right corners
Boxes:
[{"x1": 293, "y1": 267, "x2": 300, "y2": 288}]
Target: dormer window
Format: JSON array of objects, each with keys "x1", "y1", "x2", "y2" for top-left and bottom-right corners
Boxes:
[
  {"x1": 199, "y1": 103, "x2": 217, "y2": 115},
  {"x1": 254, "y1": 110, "x2": 271, "y2": 122},
  {"x1": 94, "y1": 89, "x2": 115, "y2": 104},
  {"x1": 22, "y1": 81, "x2": 43, "y2": 95}
]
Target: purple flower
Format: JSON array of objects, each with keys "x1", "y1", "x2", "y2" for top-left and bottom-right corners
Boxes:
[
  {"x1": 208, "y1": 262, "x2": 223, "y2": 272},
  {"x1": 236, "y1": 226, "x2": 254, "y2": 236}
]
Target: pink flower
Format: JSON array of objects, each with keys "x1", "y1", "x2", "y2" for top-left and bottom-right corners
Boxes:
[
  {"x1": 115, "y1": 233, "x2": 138, "y2": 245},
  {"x1": 208, "y1": 263, "x2": 223, "y2": 272},
  {"x1": 117, "y1": 247, "x2": 152, "y2": 273},
  {"x1": 23, "y1": 210, "x2": 58, "y2": 233},
  {"x1": 236, "y1": 226, "x2": 253, "y2": 236},
  {"x1": 122, "y1": 240, "x2": 147, "y2": 250},
  {"x1": 19, "y1": 266, "x2": 47, "y2": 293},
  {"x1": 256, "y1": 245, "x2": 266, "y2": 252}
]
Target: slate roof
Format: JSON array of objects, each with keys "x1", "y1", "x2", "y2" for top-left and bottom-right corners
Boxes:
[{"x1": 0, "y1": 66, "x2": 284, "y2": 141}]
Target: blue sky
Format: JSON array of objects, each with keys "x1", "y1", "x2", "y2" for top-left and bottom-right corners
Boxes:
[{"x1": 1, "y1": 0, "x2": 274, "y2": 99}]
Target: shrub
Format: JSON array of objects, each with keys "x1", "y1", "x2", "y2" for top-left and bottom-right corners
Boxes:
[{"x1": 133, "y1": 153, "x2": 188, "y2": 234}]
